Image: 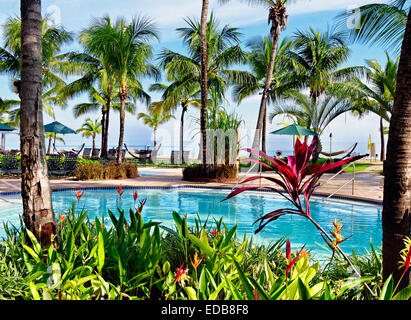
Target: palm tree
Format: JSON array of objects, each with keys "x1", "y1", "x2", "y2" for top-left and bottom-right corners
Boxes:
[
  {"x1": 77, "y1": 118, "x2": 102, "y2": 151},
  {"x1": 0, "y1": 15, "x2": 73, "y2": 119},
  {"x1": 288, "y1": 27, "x2": 366, "y2": 103},
  {"x1": 83, "y1": 16, "x2": 159, "y2": 163},
  {"x1": 270, "y1": 92, "x2": 352, "y2": 156},
  {"x1": 331, "y1": 54, "x2": 398, "y2": 161},
  {"x1": 149, "y1": 81, "x2": 200, "y2": 164},
  {"x1": 45, "y1": 132, "x2": 65, "y2": 154},
  {"x1": 19, "y1": 0, "x2": 56, "y2": 246},
  {"x1": 159, "y1": 15, "x2": 249, "y2": 162},
  {"x1": 381, "y1": 7, "x2": 411, "y2": 289},
  {"x1": 232, "y1": 36, "x2": 302, "y2": 152},
  {"x1": 137, "y1": 109, "x2": 174, "y2": 148},
  {"x1": 335, "y1": 0, "x2": 410, "y2": 57},
  {"x1": 337, "y1": 1, "x2": 411, "y2": 287}
]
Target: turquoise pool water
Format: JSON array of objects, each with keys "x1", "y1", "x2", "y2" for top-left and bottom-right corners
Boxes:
[{"x1": 0, "y1": 188, "x2": 382, "y2": 258}]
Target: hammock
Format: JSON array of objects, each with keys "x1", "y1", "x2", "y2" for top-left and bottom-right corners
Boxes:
[{"x1": 320, "y1": 143, "x2": 358, "y2": 159}]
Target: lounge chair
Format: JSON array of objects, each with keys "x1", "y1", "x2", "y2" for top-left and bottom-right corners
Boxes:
[{"x1": 82, "y1": 148, "x2": 91, "y2": 159}]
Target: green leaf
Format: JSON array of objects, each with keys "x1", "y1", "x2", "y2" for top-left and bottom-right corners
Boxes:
[
  {"x1": 30, "y1": 282, "x2": 40, "y2": 300},
  {"x1": 379, "y1": 275, "x2": 394, "y2": 300},
  {"x1": 97, "y1": 232, "x2": 105, "y2": 273},
  {"x1": 232, "y1": 259, "x2": 254, "y2": 300},
  {"x1": 297, "y1": 277, "x2": 311, "y2": 300},
  {"x1": 199, "y1": 267, "x2": 207, "y2": 295},
  {"x1": 26, "y1": 229, "x2": 41, "y2": 255},
  {"x1": 392, "y1": 284, "x2": 411, "y2": 300},
  {"x1": 188, "y1": 230, "x2": 214, "y2": 257},
  {"x1": 184, "y1": 287, "x2": 197, "y2": 300},
  {"x1": 22, "y1": 244, "x2": 41, "y2": 263}
]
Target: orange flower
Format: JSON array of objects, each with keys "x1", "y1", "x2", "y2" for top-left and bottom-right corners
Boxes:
[
  {"x1": 117, "y1": 184, "x2": 124, "y2": 197},
  {"x1": 59, "y1": 214, "x2": 65, "y2": 223},
  {"x1": 190, "y1": 252, "x2": 202, "y2": 270},
  {"x1": 75, "y1": 190, "x2": 84, "y2": 201},
  {"x1": 300, "y1": 249, "x2": 310, "y2": 259},
  {"x1": 321, "y1": 219, "x2": 351, "y2": 252}
]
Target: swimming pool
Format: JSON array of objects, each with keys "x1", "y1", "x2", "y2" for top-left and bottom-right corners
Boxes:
[{"x1": 0, "y1": 187, "x2": 382, "y2": 258}]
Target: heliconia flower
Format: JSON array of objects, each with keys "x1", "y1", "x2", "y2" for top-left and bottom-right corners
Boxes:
[
  {"x1": 222, "y1": 138, "x2": 367, "y2": 234},
  {"x1": 211, "y1": 228, "x2": 218, "y2": 238},
  {"x1": 320, "y1": 220, "x2": 352, "y2": 252},
  {"x1": 254, "y1": 288, "x2": 258, "y2": 300},
  {"x1": 190, "y1": 252, "x2": 202, "y2": 270},
  {"x1": 300, "y1": 249, "x2": 310, "y2": 259},
  {"x1": 59, "y1": 214, "x2": 65, "y2": 223},
  {"x1": 286, "y1": 245, "x2": 306, "y2": 280},
  {"x1": 286, "y1": 239, "x2": 291, "y2": 264},
  {"x1": 398, "y1": 236, "x2": 411, "y2": 272},
  {"x1": 117, "y1": 184, "x2": 124, "y2": 197},
  {"x1": 75, "y1": 190, "x2": 84, "y2": 201},
  {"x1": 175, "y1": 263, "x2": 190, "y2": 286},
  {"x1": 133, "y1": 191, "x2": 138, "y2": 202}
]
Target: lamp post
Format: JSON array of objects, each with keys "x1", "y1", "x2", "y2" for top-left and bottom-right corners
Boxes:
[{"x1": 329, "y1": 132, "x2": 333, "y2": 154}]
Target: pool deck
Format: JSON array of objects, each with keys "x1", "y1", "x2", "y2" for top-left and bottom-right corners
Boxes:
[{"x1": 0, "y1": 164, "x2": 384, "y2": 204}]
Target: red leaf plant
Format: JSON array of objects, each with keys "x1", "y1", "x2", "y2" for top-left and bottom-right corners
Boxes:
[{"x1": 222, "y1": 138, "x2": 377, "y2": 296}]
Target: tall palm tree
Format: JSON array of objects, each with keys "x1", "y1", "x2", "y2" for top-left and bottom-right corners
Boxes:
[
  {"x1": 149, "y1": 81, "x2": 200, "y2": 164},
  {"x1": 19, "y1": 0, "x2": 56, "y2": 246},
  {"x1": 335, "y1": 0, "x2": 410, "y2": 57},
  {"x1": 84, "y1": 16, "x2": 159, "y2": 163},
  {"x1": 137, "y1": 109, "x2": 174, "y2": 148},
  {"x1": 77, "y1": 118, "x2": 102, "y2": 151},
  {"x1": 288, "y1": 27, "x2": 365, "y2": 103},
  {"x1": 232, "y1": 36, "x2": 302, "y2": 151},
  {"x1": 381, "y1": 7, "x2": 411, "y2": 289},
  {"x1": 331, "y1": 54, "x2": 398, "y2": 161},
  {"x1": 159, "y1": 15, "x2": 249, "y2": 161},
  {"x1": 0, "y1": 15, "x2": 73, "y2": 119},
  {"x1": 337, "y1": 0, "x2": 411, "y2": 287},
  {"x1": 45, "y1": 132, "x2": 65, "y2": 154}
]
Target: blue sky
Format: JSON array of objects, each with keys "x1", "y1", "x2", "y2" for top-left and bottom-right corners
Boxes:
[{"x1": 0, "y1": 0, "x2": 391, "y2": 156}]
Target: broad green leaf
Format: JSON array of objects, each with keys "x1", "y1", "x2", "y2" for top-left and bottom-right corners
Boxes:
[
  {"x1": 26, "y1": 229, "x2": 41, "y2": 255},
  {"x1": 184, "y1": 287, "x2": 197, "y2": 300},
  {"x1": 379, "y1": 275, "x2": 393, "y2": 300},
  {"x1": 233, "y1": 259, "x2": 255, "y2": 300},
  {"x1": 97, "y1": 232, "x2": 105, "y2": 273},
  {"x1": 392, "y1": 284, "x2": 411, "y2": 300},
  {"x1": 30, "y1": 282, "x2": 40, "y2": 300}
]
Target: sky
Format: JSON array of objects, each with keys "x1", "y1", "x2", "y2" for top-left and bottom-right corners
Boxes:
[{"x1": 0, "y1": 0, "x2": 391, "y2": 157}]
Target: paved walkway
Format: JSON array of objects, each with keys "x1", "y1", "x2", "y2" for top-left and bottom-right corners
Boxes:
[{"x1": 0, "y1": 165, "x2": 384, "y2": 204}]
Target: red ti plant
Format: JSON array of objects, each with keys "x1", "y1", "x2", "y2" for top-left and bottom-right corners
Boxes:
[{"x1": 223, "y1": 138, "x2": 375, "y2": 295}]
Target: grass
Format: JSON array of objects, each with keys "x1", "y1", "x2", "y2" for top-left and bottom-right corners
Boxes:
[{"x1": 342, "y1": 163, "x2": 373, "y2": 173}]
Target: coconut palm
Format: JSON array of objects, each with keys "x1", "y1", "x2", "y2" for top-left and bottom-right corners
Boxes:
[
  {"x1": 83, "y1": 16, "x2": 159, "y2": 163},
  {"x1": 137, "y1": 110, "x2": 174, "y2": 148},
  {"x1": 331, "y1": 53, "x2": 398, "y2": 161},
  {"x1": 0, "y1": 15, "x2": 73, "y2": 119},
  {"x1": 149, "y1": 81, "x2": 201, "y2": 164},
  {"x1": 288, "y1": 27, "x2": 366, "y2": 103},
  {"x1": 232, "y1": 36, "x2": 303, "y2": 152},
  {"x1": 77, "y1": 118, "x2": 102, "y2": 151},
  {"x1": 45, "y1": 132, "x2": 65, "y2": 154},
  {"x1": 270, "y1": 92, "x2": 352, "y2": 158},
  {"x1": 159, "y1": 15, "x2": 249, "y2": 163},
  {"x1": 335, "y1": 0, "x2": 410, "y2": 57},
  {"x1": 18, "y1": 0, "x2": 56, "y2": 246}
]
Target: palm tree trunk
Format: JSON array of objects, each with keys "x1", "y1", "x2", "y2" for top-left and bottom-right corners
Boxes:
[
  {"x1": 153, "y1": 127, "x2": 157, "y2": 148},
  {"x1": 251, "y1": 24, "x2": 281, "y2": 154},
  {"x1": 92, "y1": 134, "x2": 95, "y2": 151},
  {"x1": 19, "y1": 0, "x2": 56, "y2": 246},
  {"x1": 200, "y1": 0, "x2": 209, "y2": 167},
  {"x1": 262, "y1": 107, "x2": 267, "y2": 154},
  {"x1": 101, "y1": 83, "x2": 112, "y2": 158},
  {"x1": 382, "y1": 8, "x2": 411, "y2": 290},
  {"x1": 117, "y1": 85, "x2": 128, "y2": 164},
  {"x1": 180, "y1": 104, "x2": 186, "y2": 164},
  {"x1": 379, "y1": 116, "x2": 385, "y2": 161},
  {"x1": 47, "y1": 136, "x2": 52, "y2": 154},
  {"x1": 100, "y1": 107, "x2": 106, "y2": 156}
]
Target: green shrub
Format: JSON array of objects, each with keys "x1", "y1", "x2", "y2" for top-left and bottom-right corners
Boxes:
[
  {"x1": 74, "y1": 161, "x2": 138, "y2": 180},
  {"x1": 183, "y1": 164, "x2": 238, "y2": 181}
]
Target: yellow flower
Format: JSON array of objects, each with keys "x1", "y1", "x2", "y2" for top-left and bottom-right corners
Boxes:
[
  {"x1": 190, "y1": 252, "x2": 202, "y2": 270},
  {"x1": 398, "y1": 236, "x2": 411, "y2": 271}
]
